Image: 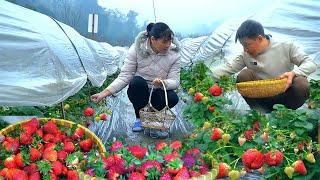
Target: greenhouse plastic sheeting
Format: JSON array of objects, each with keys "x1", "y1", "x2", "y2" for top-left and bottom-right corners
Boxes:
[{"x1": 0, "y1": 0, "x2": 126, "y2": 106}]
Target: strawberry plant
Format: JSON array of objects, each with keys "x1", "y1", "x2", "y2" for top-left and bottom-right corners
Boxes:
[
  {"x1": 0, "y1": 71, "x2": 119, "y2": 126},
  {"x1": 308, "y1": 79, "x2": 320, "y2": 109}
]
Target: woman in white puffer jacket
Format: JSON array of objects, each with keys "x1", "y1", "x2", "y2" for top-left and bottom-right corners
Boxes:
[{"x1": 91, "y1": 22, "x2": 180, "y2": 139}]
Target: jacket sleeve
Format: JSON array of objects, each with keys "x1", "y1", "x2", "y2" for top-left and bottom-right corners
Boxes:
[
  {"x1": 210, "y1": 55, "x2": 246, "y2": 80},
  {"x1": 163, "y1": 53, "x2": 180, "y2": 90},
  {"x1": 106, "y1": 45, "x2": 137, "y2": 94},
  {"x1": 288, "y1": 42, "x2": 317, "y2": 76}
]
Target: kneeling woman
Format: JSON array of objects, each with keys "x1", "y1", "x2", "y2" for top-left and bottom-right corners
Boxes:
[{"x1": 91, "y1": 22, "x2": 180, "y2": 139}]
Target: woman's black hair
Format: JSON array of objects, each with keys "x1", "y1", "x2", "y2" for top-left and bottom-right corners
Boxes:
[
  {"x1": 146, "y1": 22, "x2": 173, "y2": 41},
  {"x1": 235, "y1": 19, "x2": 265, "y2": 43}
]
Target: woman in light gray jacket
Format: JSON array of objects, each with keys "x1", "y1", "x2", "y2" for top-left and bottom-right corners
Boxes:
[{"x1": 91, "y1": 22, "x2": 180, "y2": 139}]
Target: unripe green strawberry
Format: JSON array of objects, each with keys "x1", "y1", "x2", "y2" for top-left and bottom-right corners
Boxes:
[
  {"x1": 284, "y1": 166, "x2": 294, "y2": 179},
  {"x1": 202, "y1": 96, "x2": 209, "y2": 104},
  {"x1": 188, "y1": 88, "x2": 195, "y2": 95},
  {"x1": 203, "y1": 121, "x2": 211, "y2": 129},
  {"x1": 305, "y1": 153, "x2": 315, "y2": 163},
  {"x1": 222, "y1": 133, "x2": 231, "y2": 143},
  {"x1": 238, "y1": 137, "x2": 246, "y2": 146},
  {"x1": 228, "y1": 170, "x2": 240, "y2": 180}
]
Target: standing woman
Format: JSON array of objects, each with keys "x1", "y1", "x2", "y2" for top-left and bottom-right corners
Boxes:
[{"x1": 91, "y1": 22, "x2": 180, "y2": 139}]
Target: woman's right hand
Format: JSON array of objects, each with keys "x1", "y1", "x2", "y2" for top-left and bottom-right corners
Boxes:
[{"x1": 90, "y1": 90, "x2": 110, "y2": 103}]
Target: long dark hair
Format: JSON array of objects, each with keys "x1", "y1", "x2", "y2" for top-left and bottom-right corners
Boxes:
[{"x1": 146, "y1": 22, "x2": 173, "y2": 41}]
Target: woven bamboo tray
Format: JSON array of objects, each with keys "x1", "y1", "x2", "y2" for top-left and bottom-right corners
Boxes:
[
  {"x1": 0, "y1": 118, "x2": 106, "y2": 153},
  {"x1": 236, "y1": 78, "x2": 287, "y2": 98}
]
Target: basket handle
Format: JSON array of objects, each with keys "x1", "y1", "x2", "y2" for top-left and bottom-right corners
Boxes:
[{"x1": 148, "y1": 79, "x2": 168, "y2": 108}]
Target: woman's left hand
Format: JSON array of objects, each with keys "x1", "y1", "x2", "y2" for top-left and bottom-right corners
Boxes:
[
  {"x1": 280, "y1": 71, "x2": 295, "y2": 91},
  {"x1": 152, "y1": 78, "x2": 163, "y2": 87}
]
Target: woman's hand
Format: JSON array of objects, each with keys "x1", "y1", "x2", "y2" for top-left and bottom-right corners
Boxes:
[
  {"x1": 90, "y1": 90, "x2": 110, "y2": 103},
  {"x1": 280, "y1": 71, "x2": 295, "y2": 91},
  {"x1": 152, "y1": 78, "x2": 163, "y2": 87}
]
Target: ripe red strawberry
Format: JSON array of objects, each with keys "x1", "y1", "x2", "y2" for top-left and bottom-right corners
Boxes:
[
  {"x1": 23, "y1": 163, "x2": 38, "y2": 175},
  {"x1": 264, "y1": 150, "x2": 283, "y2": 166},
  {"x1": 211, "y1": 128, "x2": 223, "y2": 141},
  {"x1": 160, "y1": 172, "x2": 172, "y2": 180},
  {"x1": 67, "y1": 170, "x2": 79, "y2": 180},
  {"x1": 209, "y1": 84, "x2": 222, "y2": 96},
  {"x1": 173, "y1": 166, "x2": 190, "y2": 180},
  {"x1": 15, "y1": 153, "x2": 25, "y2": 168},
  {"x1": 107, "y1": 168, "x2": 119, "y2": 180},
  {"x1": 128, "y1": 172, "x2": 146, "y2": 180},
  {"x1": 72, "y1": 128, "x2": 85, "y2": 140},
  {"x1": 43, "y1": 121, "x2": 58, "y2": 135},
  {"x1": 189, "y1": 170, "x2": 201, "y2": 177},
  {"x1": 0, "y1": 168, "x2": 9, "y2": 178},
  {"x1": 170, "y1": 140, "x2": 182, "y2": 150},
  {"x1": 186, "y1": 148, "x2": 201, "y2": 156},
  {"x1": 8, "y1": 169, "x2": 28, "y2": 180},
  {"x1": 163, "y1": 151, "x2": 180, "y2": 162},
  {"x1": 62, "y1": 166, "x2": 68, "y2": 176},
  {"x1": 216, "y1": 163, "x2": 230, "y2": 178},
  {"x1": 242, "y1": 149, "x2": 264, "y2": 170},
  {"x1": 110, "y1": 141, "x2": 123, "y2": 152},
  {"x1": 64, "y1": 141, "x2": 75, "y2": 153},
  {"x1": 244, "y1": 129, "x2": 254, "y2": 140},
  {"x1": 50, "y1": 173, "x2": 58, "y2": 180},
  {"x1": 207, "y1": 105, "x2": 215, "y2": 112},
  {"x1": 51, "y1": 161, "x2": 63, "y2": 175},
  {"x1": 99, "y1": 113, "x2": 107, "y2": 120},
  {"x1": 20, "y1": 133, "x2": 32, "y2": 145},
  {"x1": 43, "y1": 148, "x2": 57, "y2": 161},
  {"x1": 22, "y1": 118, "x2": 40, "y2": 134},
  {"x1": 3, "y1": 137, "x2": 20, "y2": 153},
  {"x1": 199, "y1": 165, "x2": 209, "y2": 174},
  {"x1": 293, "y1": 160, "x2": 307, "y2": 175},
  {"x1": 29, "y1": 148, "x2": 41, "y2": 162},
  {"x1": 155, "y1": 142, "x2": 167, "y2": 151},
  {"x1": 57, "y1": 150, "x2": 68, "y2": 161},
  {"x1": 193, "y1": 92, "x2": 204, "y2": 102},
  {"x1": 84, "y1": 107, "x2": 95, "y2": 116},
  {"x1": 44, "y1": 143, "x2": 56, "y2": 150},
  {"x1": 102, "y1": 156, "x2": 114, "y2": 169},
  {"x1": 43, "y1": 134, "x2": 55, "y2": 143},
  {"x1": 127, "y1": 145, "x2": 147, "y2": 159},
  {"x1": 29, "y1": 172, "x2": 41, "y2": 180},
  {"x1": 4, "y1": 156, "x2": 17, "y2": 168},
  {"x1": 36, "y1": 129, "x2": 44, "y2": 138},
  {"x1": 79, "y1": 138, "x2": 93, "y2": 152}
]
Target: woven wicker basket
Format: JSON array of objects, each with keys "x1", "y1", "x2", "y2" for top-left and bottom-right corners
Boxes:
[
  {"x1": 236, "y1": 78, "x2": 287, "y2": 98},
  {"x1": 139, "y1": 80, "x2": 176, "y2": 130},
  {"x1": 0, "y1": 118, "x2": 106, "y2": 153}
]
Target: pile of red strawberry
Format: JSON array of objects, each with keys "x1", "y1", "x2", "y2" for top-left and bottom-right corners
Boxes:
[
  {"x1": 0, "y1": 118, "x2": 98, "y2": 180},
  {"x1": 82, "y1": 140, "x2": 211, "y2": 180}
]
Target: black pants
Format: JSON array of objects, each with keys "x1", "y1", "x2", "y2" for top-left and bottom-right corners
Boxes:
[
  {"x1": 127, "y1": 76, "x2": 179, "y2": 118},
  {"x1": 237, "y1": 69, "x2": 310, "y2": 112}
]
